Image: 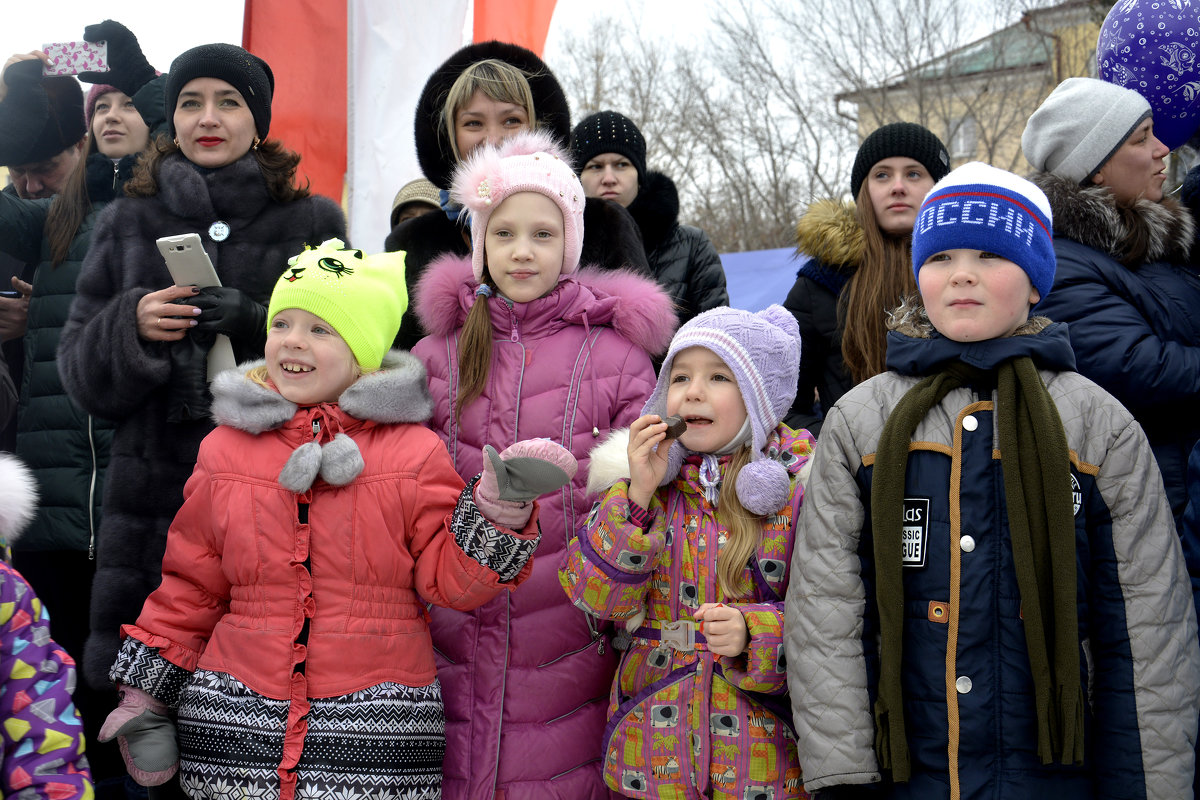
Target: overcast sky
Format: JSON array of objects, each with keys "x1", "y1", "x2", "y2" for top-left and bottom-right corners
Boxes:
[{"x1": 0, "y1": 1, "x2": 716, "y2": 77}]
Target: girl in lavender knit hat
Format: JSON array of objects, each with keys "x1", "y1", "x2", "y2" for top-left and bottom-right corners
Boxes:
[{"x1": 562, "y1": 305, "x2": 815, "y2": 799}]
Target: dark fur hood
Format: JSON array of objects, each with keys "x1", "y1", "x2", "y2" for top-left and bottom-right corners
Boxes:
[
  {"x1": 413, "y1": 41, "x2": 572, "y2": 190},
  {"x1": 1030, "y1": 172, "x2": 1194, "y2": 268},
  {"x1": 626, "y1": 170, "x2": 680, "y2": 252}
]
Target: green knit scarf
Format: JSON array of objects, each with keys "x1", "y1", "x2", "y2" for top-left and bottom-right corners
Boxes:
[{"x1": 870, "y1": 356, "x2": 1084, "y2": 782}]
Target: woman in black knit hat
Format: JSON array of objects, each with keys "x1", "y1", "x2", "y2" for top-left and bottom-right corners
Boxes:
[
  {"x1": 384, "y1": 41, "x2": 651, "y2": 350},
  {"x1": 782, "y1": 121, "x2": 950, "y2": 436},
  {"x1": 571, "y1": 109, "x2": 729, "y2": 328},
  {"x1": 56, "y1": 41, "x2": 345, "y2": 772}
]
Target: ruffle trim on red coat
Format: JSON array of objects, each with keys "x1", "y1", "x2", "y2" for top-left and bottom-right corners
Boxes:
[{"x1": 277, "y1": 489, "x2": 316, "y2": 800}]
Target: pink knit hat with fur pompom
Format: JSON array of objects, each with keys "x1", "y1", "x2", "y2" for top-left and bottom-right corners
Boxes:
[{"x1": 450, "y1": 129, "x2": 585, "y2": 283}]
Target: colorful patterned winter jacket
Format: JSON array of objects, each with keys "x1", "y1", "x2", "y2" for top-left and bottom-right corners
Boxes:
[
  {"x1": 785, "y1": 313, "x2": 1200, "y2": 799},
  {"x1": 561, "y1": 424, "x2": 814, "y2": 800},
  {"x1": 108, "y1": 353, "x2": 540, "y2": 800},
  {"x1": 0, "y1": 560, "x2": 91, "y2": 799},
  {"x1": 412, "y1": 254, "x2": 676, "y2": 799}
]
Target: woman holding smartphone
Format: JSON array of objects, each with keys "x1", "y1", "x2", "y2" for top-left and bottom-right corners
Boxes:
[
  {"x1": 0, "y1": 20, "x2": 163, "y2": 794},
  {"x1": 57, "y1": 41, "x2": 344, "y2": 717}
]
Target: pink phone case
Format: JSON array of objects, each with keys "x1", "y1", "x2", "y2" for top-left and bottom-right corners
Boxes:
[{"x1": 42, "y1": 41, "x2": 109, "y2": 76}]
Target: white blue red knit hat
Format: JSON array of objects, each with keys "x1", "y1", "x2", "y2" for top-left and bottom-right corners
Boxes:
[
  {"x1": 450, "y1": 129, "x2": 585, "y2": 283},
  {"x1": 642, "y1": 305, "x2": 800, "y2": 515},
  {"x1": 912, "y1": 162, "x2": 1055, "y2": 304}
]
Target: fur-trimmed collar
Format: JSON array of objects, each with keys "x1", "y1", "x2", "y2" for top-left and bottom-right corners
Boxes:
[
  {"x1": 884, "y1": 296, "x2": 1076, "y2": 375},
  {"x1": 626, "y1": 170, "x2": 680, "y2": 252},
  {"x1": 1031, "y1": 171, "x2": 1194, "y2": 268},
  {"x1": 209, "y1": 350, "x2": 434, "y2": 434},
  {"x1": 794, "y1": 198, "x2": 865, "y2": 273},
  {"x1": 156, "y1": 150, "x2": 271, "y2": 224},
  {"x1": 414, "y1": 253, "x2": 677, "y2": 355},
  {"x1": 585, "y1": 425, "x2": 813, "y2": 497}
]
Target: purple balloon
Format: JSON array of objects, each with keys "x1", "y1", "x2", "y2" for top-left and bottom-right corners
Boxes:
[{"x1": 1097, "y1": 0, "x2": 1200, "y2": 150}]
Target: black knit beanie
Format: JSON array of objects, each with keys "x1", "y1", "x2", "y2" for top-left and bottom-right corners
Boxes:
[
  {"x1": 571, "y1": 110, "x2": 647, "y2": 181},
  {"x1": 0, "y1": 61, "x2": 85, "y2": 166},
  {"x1": 165, "y1": 43, "x2": 274, "y2": 139},
  {"x1": 849, "y1": 121, "x2": 950, "y2": 199}
]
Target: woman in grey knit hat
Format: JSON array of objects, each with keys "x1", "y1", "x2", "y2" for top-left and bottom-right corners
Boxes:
[{"x1": 1022, "y1": 76, "x2": 1199, "y2": 531}]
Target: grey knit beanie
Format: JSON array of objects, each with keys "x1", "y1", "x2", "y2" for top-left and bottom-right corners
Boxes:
[{"x1": 1021, "y1": 77, "x2": 1151, "y2": 184}]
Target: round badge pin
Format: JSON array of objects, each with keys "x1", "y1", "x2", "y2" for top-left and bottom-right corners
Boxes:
[{"x1": 208, "y1": 221, "x2": 230, "y2": 242}]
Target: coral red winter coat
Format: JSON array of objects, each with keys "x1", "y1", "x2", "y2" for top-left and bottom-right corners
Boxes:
[{"x1": 413, "y1": 255, "x2": 676, "y2": 799}]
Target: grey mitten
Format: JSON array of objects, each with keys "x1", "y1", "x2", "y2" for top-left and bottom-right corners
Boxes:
[
  {"x1": 98, "y1": 685, "x2": 178, "y2": 786},
  {"x1": 475, "y1": 439, "x2": 577, "y2": 528}
]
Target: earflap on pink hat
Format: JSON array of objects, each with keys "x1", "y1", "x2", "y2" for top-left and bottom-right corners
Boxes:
[{"x1": 450, "y1": 129, "x2": 585, "y2": 284}]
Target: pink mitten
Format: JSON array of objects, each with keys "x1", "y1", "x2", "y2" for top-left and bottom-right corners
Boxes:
[
  {"x1": 475, "y1": 439, "x2": 578, "y2": 528},
  {"x1": 98, "y1": 685, "x2": 179, "y2": 786}
]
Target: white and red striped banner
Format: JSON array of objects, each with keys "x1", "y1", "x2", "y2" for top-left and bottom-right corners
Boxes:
[{"x1": 241, "y1": 1, "x2": 558, "y2": 253}]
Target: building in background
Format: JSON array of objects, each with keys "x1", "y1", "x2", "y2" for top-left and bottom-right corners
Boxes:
[{"x1": 837, "y1": 0, "x2": 1105, "y2": 173}]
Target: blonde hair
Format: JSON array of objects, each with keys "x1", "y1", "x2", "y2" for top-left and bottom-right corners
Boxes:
[
  {"x1": 714, "y1": 446, "x2": 769, "y2": 599},
  {"x1": 443, "y1": 59, "x2": 537, "y2": 162},
  {"x1": 839, "y1": 182, "x2": 918, "y2": 385}
]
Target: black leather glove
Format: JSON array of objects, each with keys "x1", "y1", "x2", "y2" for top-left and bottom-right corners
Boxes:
[
  {"x1": 191, "y1": 286, "x2": 267, "y2": 339},
  {"x1": 79, "y1": 20, "x2": 156, "y2": 96},
  {"x1": 165, "y1": 330, "x2": 214, "y2": 423}
]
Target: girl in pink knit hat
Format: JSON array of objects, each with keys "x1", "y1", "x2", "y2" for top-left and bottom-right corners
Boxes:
[
  {"x1": 411, "y1": 130, "x2": 677, "y2": 799},
  {"x1": 561, "y1": 305, "x2": 815, "y2": 799}
]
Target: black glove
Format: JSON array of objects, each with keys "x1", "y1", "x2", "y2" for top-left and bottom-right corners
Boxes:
[
  {"x1": 165, "y1": 330, "x2": 214, "y2": 423},
  {"x1": 191, "y1": 286, "x2": 267, "y2": 339},
  {"x1": 79, "y1": 20, "x2": 156, "y2": 96}
]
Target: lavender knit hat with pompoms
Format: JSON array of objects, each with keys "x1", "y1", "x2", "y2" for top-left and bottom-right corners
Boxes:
[{"x1": 642, "y1": 304, "x2": 800, "y2": 515}]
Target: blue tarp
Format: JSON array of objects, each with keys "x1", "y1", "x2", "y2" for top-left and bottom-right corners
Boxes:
[{"x1": 718, "y1": 247, "x2": 807, "y2": 312}]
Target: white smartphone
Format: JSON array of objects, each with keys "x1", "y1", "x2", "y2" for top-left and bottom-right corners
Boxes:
[
  {"x1": 156, "y1": 233, "x2": 220, "y2": 288},
  {"x1": 42, "y1": 41, "x2": 108, "y2": 76},
  {"x1": 155, "y1": 233, "x2": 237, "y2": 381}
]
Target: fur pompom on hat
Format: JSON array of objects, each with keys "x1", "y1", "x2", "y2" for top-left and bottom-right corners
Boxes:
[
  {"x1": 643, "y1": 305, "x2": 801, "y2": 515},
  {"x1": 267, "y1": 239, "x2": 408, "y2": 370},
  {"x1": 0, "y1": 453, "x2": 38, "y2": 545},
  {"x1": 450, "y1": 129, "x2": 585, "y2": 283}
]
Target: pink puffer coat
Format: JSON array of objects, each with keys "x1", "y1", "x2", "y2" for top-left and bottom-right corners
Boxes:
[{"x1": 413, "y1": 254, "x2": 676, "y2": 799}]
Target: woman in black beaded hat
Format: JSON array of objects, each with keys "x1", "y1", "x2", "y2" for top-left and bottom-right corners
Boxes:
[
  {"x1": 384, "y1": 41, "x2": 652, "y2": 350},
  {"x1": 571, "y1": 109, "x2": 729, "y2": 328},
  {"x1": 781, "y1": 121, "x2": 950, "y2": 436},
  {"x1": 57, "y1": 40, "x2": 345, "y2": 722}
]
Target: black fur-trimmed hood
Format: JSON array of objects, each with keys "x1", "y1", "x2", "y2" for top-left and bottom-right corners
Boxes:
[
  {"x1": 794, "y1": 198, "x2": 865, "y2": 273},
  {"x1": 1031, "y1": 172, "x2": 1194, "y2": 268},
  {"x1": 413, "y1": 41, "x2": 572, "y2": 190},
  {"x1": 626, "y1": 170, "x2": 680, "y2": 252}
]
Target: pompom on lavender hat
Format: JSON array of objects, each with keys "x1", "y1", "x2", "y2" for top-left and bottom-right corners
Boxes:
[
  {"x1": 642, "y1": 304, "x2": 801, "y2": 515},
  {"x1": 449, "y1": 128, "x2": 585, "y2": 283}
]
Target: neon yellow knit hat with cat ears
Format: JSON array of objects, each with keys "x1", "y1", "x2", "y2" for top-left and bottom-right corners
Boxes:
[{"x1": 267, "y1": 239, "x2": 407, "y2": 370}]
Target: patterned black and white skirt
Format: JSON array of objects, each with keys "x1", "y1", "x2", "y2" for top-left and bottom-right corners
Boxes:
[{"x1": 176, "y1": 669, "x2": 445, "y2": 799}]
